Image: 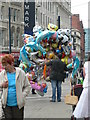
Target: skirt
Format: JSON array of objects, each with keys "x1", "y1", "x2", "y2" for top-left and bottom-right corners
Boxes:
[{"x1": 73, "y1": 87, "x2": 90, "y2": 118}]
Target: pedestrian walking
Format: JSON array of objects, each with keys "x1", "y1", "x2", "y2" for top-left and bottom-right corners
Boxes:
[
  {"x1": 72, "y1": 55, "x2": 90, "y2": 120},
  {"x1": 0, "y1": 54, "x2": 30, "y2": 119},
  {"x1": 45, "y1": 53, "x2": 69, "y2": 102}
]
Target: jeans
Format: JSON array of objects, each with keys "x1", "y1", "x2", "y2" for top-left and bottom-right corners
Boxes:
[{"x1": 51, "y1": 80, "x2": 62, "y2": 101}]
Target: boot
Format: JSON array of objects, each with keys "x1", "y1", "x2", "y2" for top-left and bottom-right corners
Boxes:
[{"x1": 32, "y1": 89, "x2": 36, "y2": 94}]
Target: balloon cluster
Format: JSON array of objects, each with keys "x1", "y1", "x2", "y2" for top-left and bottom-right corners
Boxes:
[{"x1": 19, "y1": 23, "x2": 80, "y2": 95}]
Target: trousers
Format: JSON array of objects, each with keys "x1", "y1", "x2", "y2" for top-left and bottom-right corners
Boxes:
[
  {"x1": 51, "y1": 80, "x2": 62, "y2": 101},
  {"x1": 2, "y1": 105, "x2": 24, "y2": 120}
]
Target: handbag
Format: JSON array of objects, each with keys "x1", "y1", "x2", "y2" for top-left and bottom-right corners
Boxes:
[{"x1": 64, "y1": 81, "x2": 78, "y2": 105}]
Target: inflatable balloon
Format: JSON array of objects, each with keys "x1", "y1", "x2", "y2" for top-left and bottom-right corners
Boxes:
[
  {"x1": 48, "y1": 23, "x2": 58, "y2": 31},
  {"x1": 24, "y1": 36, "x2": 34, "y2": 44},
  {"x1": 33, "y1": 25, "x2": 42, "y2": 33},
  {"x1": 22, "y1": 34, "x2": 31, "y2": 38},
  {"x1": 71, "y1": 50, "x2": 76, "y2": 58},
  {"x1": 48, "y1": 52, "x2": 54, "y2": 59},
  {"x1": 61, "y1": 55, "x2": 71, "y2": 65},
  {"x1": 36, "y1": 30, "x2": 55, "y2": 44},
  {"x1": 19, "y1": 45, "x2": 32, "y2": 68},
  {"x1": 19, "y1": 24, "x2": 80, "y2": 96},
  {"x1": 30, "y1": 80, "x2": 48, "y2": 96},
  {"x1": 67, "y1": 55, "x2": 80, "y2": 79},
  {"x1": 19, "y1": 62, "x2": 28, "y2": 73},
  {"x1": 51, "y1": 31, "x2": 58, "y2": 41},
  {"x1": 72, "y1": 56, "x2": 80, "y2": 79}
]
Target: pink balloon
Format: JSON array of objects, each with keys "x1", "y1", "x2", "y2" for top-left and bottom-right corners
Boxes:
[
  {"x1": 71, "y1": 50, "x2": 76, "y2": 57},
  {"x1": 51, "y1": 32, "x2": 57, "y2": 40}
]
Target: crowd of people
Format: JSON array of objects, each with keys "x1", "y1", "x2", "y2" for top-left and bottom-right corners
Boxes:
[{"x1": 0, "y1": 54, "x2": 90, "y2": 120}]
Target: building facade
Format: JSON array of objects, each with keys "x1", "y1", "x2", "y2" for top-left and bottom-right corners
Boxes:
[
  {"x1": 0, "y1": 2, "x2": 24, "y2": 53},
  {"x1": 72, "y1": 14, "x2": 85, "y2": 63},
  {"x1": 0, "y1": 1, "x2": 71, "y2": 54},
  {"x1": 35, "y1": 0, "x2": 71, "y2": 29},
  {"x1": 71, "y1": 29, "x2": 81, "y2": 61},
  {"x1": 84, "y1": 28, "x2": 90, "y2": 61}
]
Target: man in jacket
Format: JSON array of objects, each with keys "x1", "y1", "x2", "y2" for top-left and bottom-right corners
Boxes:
[{"x1": 46, "y1": 53, "x2": 68, "y2": 102}]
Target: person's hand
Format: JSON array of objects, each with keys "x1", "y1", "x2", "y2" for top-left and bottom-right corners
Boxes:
[
  {"x1": 72, "y1": 65, "x2": 74, "y2": 69},
  {"x1": 2, "y1": 81, "x2": 8, "y2": 88},
  {"x1": 44, "y1": 59, "x2": 47, "y2": 64}
]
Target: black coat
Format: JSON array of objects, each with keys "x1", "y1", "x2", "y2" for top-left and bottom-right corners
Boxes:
[{"x1": 46, "y1": 59, "x2": 68, "y2": 82}]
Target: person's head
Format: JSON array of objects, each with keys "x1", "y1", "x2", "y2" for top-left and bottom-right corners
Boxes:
[
  {"x1": 1, "y1": 54, "x2": 14, "y2": 71},
  {"x1": 57, "y1": 53, "x2": 62, "y2": 60}
]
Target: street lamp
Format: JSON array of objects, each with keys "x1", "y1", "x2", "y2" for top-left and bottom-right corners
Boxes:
[
  {"x1": 9, "y1": 5, "x2": 11, "y2": 53},
  {"x1": 35, "y1": 3, "x2": 41, "y2": 23},
  {"x1": 58, "y1": 16, "x2": 60, "y2": 29}
]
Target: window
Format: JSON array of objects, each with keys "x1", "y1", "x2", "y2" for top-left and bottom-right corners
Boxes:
[
  {"x1": 56, "y1": 6, "x2": 58, "y2": 15},
  {"x1": 41, "y1": 13, "x2": 42, "y2": 25},
  {"x1": 16, "y1": 27, "x2": 20, "y2": 47},
  {"x1": 43, "y1": 2, "x2": 45, "y2": 8},
  {"x1": 48, "y1": 2, "x2": 49, "y2": 11},
  {"x1": 50, "y1": 2, "x2": 51, "y2": 12},
  {"x1": 17, "y1": 10, "x2": 20, "y2": 21},
  {"x1": 48, "y1": 17, "x2": 49, "y2": 24},
  {"x1": 11, "y1": 8, "x2": 13, "y2": 21},
  {"x1": 0, "y1": 32, "x2": 2, "y2": 45},
  {"x1": 11, "y1": 26, "x2": 15, "y2": 46},
  {"x1": 43, "y1": 14, "x2": 45, "y2": 25},
  {"x1": 46, "y1": 16, "x2": 47, "y2": 27},
  {"x1": 1, "y1": 6, "x2": 4, "y2": 20},
  {"x1": 46, "y1": 0, "x2": 47, "y2": 9},
  {"x1": 11, "y1": 33, "x2": 14, "y2": 46},
  {"x1": 14, "y1": 9, "x2": 17, "y2": 22},
  {"x1": 16, "y1": 34, "x2": 20, "y2": 47}
]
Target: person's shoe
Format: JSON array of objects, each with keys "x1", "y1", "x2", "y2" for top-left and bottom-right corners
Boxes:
[
  {"x1": 50, "y1": 100, "x2": 56, "y2": 102},
  {"x1": 71, "y1": 115, "x2": 76, "y2": 120},
  {"x1": 57, "y1": 99, "x2": 61, "y2": 102}
]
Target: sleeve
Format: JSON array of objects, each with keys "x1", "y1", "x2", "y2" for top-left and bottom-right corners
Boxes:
[
  {"x1": 0, "y1": 72, "x2": 3, "y2": 99},
  {"x1": 46, "y1": 60, "x2": 53, "y2": 66},
  {"x1": 22, "y1": 71, "x2": 31, "y2": 98},
  {"x1": 64, "y1": 63, "x2": 69, "y2": 71}
]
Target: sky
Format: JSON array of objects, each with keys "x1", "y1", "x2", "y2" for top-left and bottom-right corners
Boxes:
[{"x1": 71, "y1": 0, "x2": 90, "y2": 28}]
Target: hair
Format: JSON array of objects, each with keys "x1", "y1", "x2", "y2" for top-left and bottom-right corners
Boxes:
[
  {"x1": 88, "y1": 55, "x2": 90, "y2": 61},
  {"x1": 1, "y1": 54, "x2": 14, "y2": 65},
  {"x1": 57, "y1": 53, "x2": 62, "y2": 60}
]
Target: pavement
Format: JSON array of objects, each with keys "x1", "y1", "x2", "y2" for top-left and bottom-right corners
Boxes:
[{"x1": 24, "y1": 76, "x2": 73, "y2": 119}]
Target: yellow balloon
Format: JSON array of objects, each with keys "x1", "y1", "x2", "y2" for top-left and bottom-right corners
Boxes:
[
  {"x1": 48, "y1": 23, "x2": 58, "y2": 31},
  {"x1": 48, "y1": 53, "x2": 54, "y2": 59},
  {"x1": 61, "y1": 56, "x2": 69, "y2": 65}
]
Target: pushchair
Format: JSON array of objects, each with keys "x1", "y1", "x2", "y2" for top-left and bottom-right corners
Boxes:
[{"x1": 71, "y1": 84, "x2": 83, "y2": 111}]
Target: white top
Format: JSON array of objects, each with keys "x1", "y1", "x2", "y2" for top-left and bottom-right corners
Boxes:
[{"x1": 83, "y1": 61, "x2": 90, "y2": 88}]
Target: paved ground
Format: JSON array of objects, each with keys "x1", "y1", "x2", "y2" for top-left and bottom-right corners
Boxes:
[
  {"x1": 0, "y1": 76, "x2": 73, "y2": 119},
  {"x1": 24, "y1": 77, "x2": 73, "y2": 119}
]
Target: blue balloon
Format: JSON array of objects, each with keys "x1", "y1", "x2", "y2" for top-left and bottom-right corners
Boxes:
[
  {"x1": 36, "y1": 30, "x2": 55, "y2": 44},
  {"x1": 56, "y1": 49, "x2": 60, "y2": 53},
  {"x1": 72, "y1": 57, "x2": 80, "y2": 79}
]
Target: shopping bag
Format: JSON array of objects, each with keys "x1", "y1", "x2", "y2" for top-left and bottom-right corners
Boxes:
[
  {"x1": 65, "y1": 94, "x2": 78, "y2": 105},
  {"x1": 64, "y1": 80, "x2": 78, "y2": 105},
  {"x1": 71, "y1": 84, "x2": 83, "y2": 99}
]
